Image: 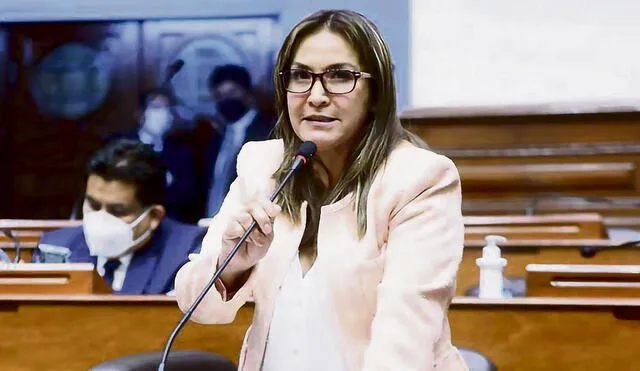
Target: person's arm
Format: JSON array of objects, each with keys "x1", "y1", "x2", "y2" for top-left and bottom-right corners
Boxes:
[
  {"x1": 174, "y1": 146, "x2": 260, "y2": 324},
  {"x1": 361, "y1": 154, "x2": 464, "y2": 370},
  {"x1": 174, "y1": 176, "x2": 260, "y2": 324},
  {"x1": 174, "y1": 140, "x2": 281, "y2": 324}
]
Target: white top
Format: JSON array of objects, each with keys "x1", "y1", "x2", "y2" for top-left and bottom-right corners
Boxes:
[
  {"x1": 138, "y1": 129, "x2": 163, "y2": 152},
  {"x1": 96, "y1": 254, "x2": 133, "y2": 292},
  {"x1": 261, "y1": 254, "x2": 348, "y2": 371}
]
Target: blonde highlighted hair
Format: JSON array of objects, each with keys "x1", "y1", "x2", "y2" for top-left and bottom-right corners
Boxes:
[{"x1": 272, "y1": 9, "x2": 426, "y2": 249}]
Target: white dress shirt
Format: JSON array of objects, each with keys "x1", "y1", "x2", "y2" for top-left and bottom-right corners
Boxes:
[
  {"x1": 261, "y1": 254, "x2": 348, "y2": 371},
  {"x1": 206, "y1": 109, "x2": 257, "y2": 216},
  {"x1": 138, "y1": 129, "x2": 163, "y2": 152},
  {"x1": 96, "y1": 254, "x2": 133, "y2": 292}
]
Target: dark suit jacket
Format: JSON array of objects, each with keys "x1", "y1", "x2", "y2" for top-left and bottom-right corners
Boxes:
[
  {"x1": 109, "y1": 129, "x2": 203, "y2": 224},
  {"x1": 38, "y1": 217, "x2": 205, "y2": 294},
  {"x1": 202, "y1": 111, "x2": 274, "y2": 209}
]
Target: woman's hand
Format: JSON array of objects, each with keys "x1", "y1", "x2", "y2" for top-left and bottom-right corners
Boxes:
[{"x1": 217, "y1": 197, "x2": 281, "y2": 286}]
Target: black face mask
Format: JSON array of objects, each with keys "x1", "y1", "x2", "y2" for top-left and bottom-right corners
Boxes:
[{"x1": 216, "y1": 97, "x2": 248, "y2": 122}]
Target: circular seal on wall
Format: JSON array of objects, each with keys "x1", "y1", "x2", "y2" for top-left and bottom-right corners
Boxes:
[
  {"x1": 29, "y1": 43, "x2": 113, "y2": 119},
  {"x1": 168, "y1": 36, "x2": 247, "y2": 117}
]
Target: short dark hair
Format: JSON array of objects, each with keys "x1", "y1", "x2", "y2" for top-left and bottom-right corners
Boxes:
[
  {"x1": 207, "y1": 64, "x2": 252, "y2": 91},
  {"x1": 87, "y1": 139, "x2": 166, "y2": 207}
]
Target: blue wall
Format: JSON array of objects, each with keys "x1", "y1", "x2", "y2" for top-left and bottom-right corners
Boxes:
[
  {"x1": 281, "y1": 0, "x2": 410, "y2": 110},
  {"x1": 0, "y1": 0, "x2": 410, "y2": 109}
]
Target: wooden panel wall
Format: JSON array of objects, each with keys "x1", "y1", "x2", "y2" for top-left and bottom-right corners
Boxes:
[{"x1": 401, "y1": 103, "x2": 640, "y2": 228}]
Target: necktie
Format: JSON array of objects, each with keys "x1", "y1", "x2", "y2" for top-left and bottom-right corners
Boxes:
[{"x1": 103, "y1": 259, "x2": 121, "y2": 286}]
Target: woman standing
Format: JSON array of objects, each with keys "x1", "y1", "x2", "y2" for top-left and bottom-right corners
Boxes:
[{"x1": 175, "y1": 9, "x2": 468, "y2": 371}]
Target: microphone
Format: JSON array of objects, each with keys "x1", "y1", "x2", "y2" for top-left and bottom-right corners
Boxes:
[
  {"x1": 163, "y1": 59, "x2": 185, "y2": 85},
  {"x1": 0, "y1": 248, "x2": 10, "y2": 264},
  {"x1": 1, "y1": 229, "x2": 20, "y2": 263},
  {"x1": 157, "y1": 141, "x2": 317, "y2": 371},
  {"x1": 36, "y1": 244, "x2": 72, "y2": 263},
  {"x1": 580, "y1": 239, "x2": 640, "y2": 258}
]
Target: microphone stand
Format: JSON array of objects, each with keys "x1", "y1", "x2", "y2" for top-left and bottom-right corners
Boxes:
[
  {"x1": 1, "y1": 229, "x2": 21, "y2": 263},
  {"x1": 157, "y1": 153, "x2": 311, "y2": 371},
  {"x1": 0, "y1": 247, "x2": 10, "y2": 264}
]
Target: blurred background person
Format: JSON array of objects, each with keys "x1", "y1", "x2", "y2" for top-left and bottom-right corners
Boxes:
[
  {"x1": 108, "y1": 87, "x2": 204, "y2": 224},
  {"x1": 203, "y1": 64, "x2": 275, "y2": 217}
]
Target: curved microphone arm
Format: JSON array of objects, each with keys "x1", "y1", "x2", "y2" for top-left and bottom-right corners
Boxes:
[
  {"x1": 157, "y1": 141, "x2": 316, "y2": 371},
  {"x1": 580, "y1": 239, "x2": 640, "y2": 258},
  {"x1": 158, "y1": 167, "x2": 297, "y2": 371},
  {"x1": 1, "y1": 229, "x2": 20, "y2": 263}
]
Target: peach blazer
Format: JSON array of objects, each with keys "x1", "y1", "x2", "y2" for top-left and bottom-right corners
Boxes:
[{"x1": 175, "y1": 139, "x2": 468, "y2": 371}]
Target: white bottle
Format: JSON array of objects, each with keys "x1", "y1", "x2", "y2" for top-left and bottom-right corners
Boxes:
[{"x1": 475, "y1": 235, "x2": 508, "y2": 299}]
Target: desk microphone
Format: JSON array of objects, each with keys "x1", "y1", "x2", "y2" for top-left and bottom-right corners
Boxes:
[
  {"x1": 157, "y1": 141, "x2": 317, "y2": 371},
  {"x1": 163, "y1": 59, "x2": 185, "y2": 85},
  {"x1": 0, "y1": 247, "x2": 10, "y2": 264},
  {"x1": 1, "y1": 229, "x2": 21, "y2": 263},
  {"x1": 580, "y1": 239, "x2": 640, "y2": 258}
]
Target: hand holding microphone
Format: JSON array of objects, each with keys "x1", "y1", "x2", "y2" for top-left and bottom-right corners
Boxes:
[
  {"x1": 218, "y1": 198, "x2": 281, "y2": 286},
  {"x1": 158, "y1": 141, "x2": 316, "y2": 371}
]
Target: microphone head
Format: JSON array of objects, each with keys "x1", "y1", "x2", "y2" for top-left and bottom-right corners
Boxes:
[
  {"x1": 165, "y1": 60, "x2": 185, "y2": 81},
  {"x1": 296, "y1": 141, "x2": 317, "y2": 160},
  {"x1": 169, "y1": 59, "x2": 185, "y2": 72},
  {"x1": 580, "y1": 246, "x2": 597, "y2": 258}
]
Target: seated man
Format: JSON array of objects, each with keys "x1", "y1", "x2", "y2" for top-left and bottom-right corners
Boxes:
[{"x1": 38, "y1": 139, "x2": 205, "y2": 294}]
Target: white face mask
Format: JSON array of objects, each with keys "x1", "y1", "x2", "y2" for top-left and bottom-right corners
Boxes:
[
  {"x1": 142, "y1": 108, "x2": 172, "y2": 136},
  {"x1": 82, "y1": 208, "x2": 153, "y2": 258}
]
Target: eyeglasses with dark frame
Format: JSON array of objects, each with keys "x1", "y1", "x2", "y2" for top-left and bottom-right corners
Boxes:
[{"x1": 279, "y1": 69, "x2": 373, "y2": 94}]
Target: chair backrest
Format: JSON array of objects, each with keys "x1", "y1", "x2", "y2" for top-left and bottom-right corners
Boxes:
[
  {"x1": 457, "y1": 347, "x2": 498, "y2": 371},
  {"x1": 89, "y1": 350, "x2": 236, "y2": 371}
]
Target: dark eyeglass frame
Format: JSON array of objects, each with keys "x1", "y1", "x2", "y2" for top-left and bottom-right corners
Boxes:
[{"x1": 279, "y1": 68, "x2": 373, "y2": 94}]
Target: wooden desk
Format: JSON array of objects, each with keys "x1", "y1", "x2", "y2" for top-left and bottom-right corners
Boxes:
[
  {"x1": 1, "y1": 241, "x2": 38, "y2": 263},
  {"x1": 0, "y1": 219, "x2": 82, "y2": 231},
  {"x1": 0, "y1": 219, "x2": 81, "y2": 262},
  {"x1": 400, "y1": 103, "x2": 640, "y2": 199},
  {"x1": 6, "y1": 238, "x2": 636, "y2": 296},
  {"x1": 1, "y1": 295, "x2": 639, "y2": 371},
  {"x1": 457, "y1": 239, "x2": 640, "y2": 295},
  {"x1": 526, "y1": 264, "x2": 640, "y2": 298},
  {"x1": 0, "y1": 231, "x2": 42, "y2": 244},
  {"x1": 463, "y1": 213, "x2": 607, "y2": 240},
  {"x1": 450, "y1": 297, "x2": 640, "y2": 371},
  {"x1": 462, "y1": 196, "x2": 640, "y2": 219},
  {"x1": 0, "y1": 220, "x2": 81, "y2": 244},
  {"x1": 0, "y1": 295, "x2": 249, "y2": 371},
  {"x1": 0, "y1": 263, "x2": 110, "y2": 295},
  {"x1": 462, "y1": 198, "x2": 640, "y2": 233}
]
